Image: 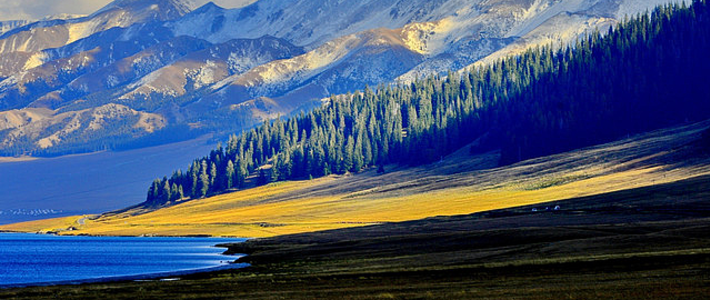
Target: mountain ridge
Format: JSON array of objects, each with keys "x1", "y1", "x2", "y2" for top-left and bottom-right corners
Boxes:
[{"x1": 0, "y1": 0, "x2": 690, "y2": 156}]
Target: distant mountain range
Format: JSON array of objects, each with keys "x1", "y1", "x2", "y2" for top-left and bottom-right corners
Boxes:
[{"x1": 0, "y1": 0, "x2": 683, "y2": 156}]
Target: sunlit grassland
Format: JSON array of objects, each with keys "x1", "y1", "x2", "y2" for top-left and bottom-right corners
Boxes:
[
  {"x1": 3, "y1": 121, "x2": 709, "y2": 238},
  {"x1": 0, "y1": 216, "x2": 88, "y2": 233}
]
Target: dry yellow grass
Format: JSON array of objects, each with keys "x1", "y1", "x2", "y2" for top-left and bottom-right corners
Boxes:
[
  {"x1": 3, "y1": 121, "x2": 710, "y2": 238},
  {"x1": 0, "y1": 156, "x2": 37, "y2": 163},
  {"x1": 0, "y1": 215, "x2": 90, "y2": 233}
]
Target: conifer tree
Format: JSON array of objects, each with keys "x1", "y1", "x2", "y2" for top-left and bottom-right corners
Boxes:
[
  {"x1": 209, "y1": 162, "x2": 218, "y2": 191},
  {"x1": 226, "y1": 160, "x2": 235, "y2": 189},
  {"x1": 170, "y1": 183, "x2": 181, "y2": 201},
  {"x1": 161, "y1": 180, "x2": 171, "y2": 204},
  {"x1": 199, "y1": 161, "x2": 210, "y2": 198}
]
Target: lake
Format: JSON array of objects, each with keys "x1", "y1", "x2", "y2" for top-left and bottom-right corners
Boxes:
[
  {"x1": 0, "y1": 233, "x2": 247, "y2": 288},
  {"x1": 0, "y1": 137, "x2": 215, "y2": 225}
]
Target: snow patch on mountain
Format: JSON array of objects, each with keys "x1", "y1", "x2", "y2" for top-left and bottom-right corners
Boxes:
[
  {"x1": 0, "y1": 20, "x2": 32, "y2": 35},
  {"x1": 211, "y1": 33, "x2": 360, "y2": 94},
  {"x1": 186, "y1": 60, "x2": 218, "y2": 90},
  {"x1": 171, "y1": 0, "x2": 492, "y2": 49},
  {"x1": 22, "y1": 52, "x2": 49, "y2": 70},
  {"x1": 505, "y1": 0, "x2": 586, "y2": 38},
  {"x1": 67, "y1": 19, "x2": 98, "y2": 45},
  {"x1": 207, "y1": 27, "x2": 424, "y2": 106},
  {"x1": 119, "y1": 36, "x2": 302, "y2": 101},
  {"x1": 616, "y1": 0, "x2": 690, "y2": 19}
]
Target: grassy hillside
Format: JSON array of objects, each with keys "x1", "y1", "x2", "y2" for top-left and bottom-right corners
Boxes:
[{"x1": 4, "y1": 120, "x2": 709, "y2": 237}]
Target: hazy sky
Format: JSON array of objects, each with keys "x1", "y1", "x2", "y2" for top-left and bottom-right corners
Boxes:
[{"x1": 0, "y1": 0, "x2": 256, "y2": 21}]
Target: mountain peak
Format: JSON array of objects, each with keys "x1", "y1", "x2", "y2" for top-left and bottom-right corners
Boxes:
[
  {"x1": 191, "y1": 1, "x2": 225, "y2": 15},
  {"x1": 94, "y1": 0, "x2": 196, "y2": 20}
]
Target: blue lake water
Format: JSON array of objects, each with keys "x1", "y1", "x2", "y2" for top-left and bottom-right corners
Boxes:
[{"x1": 0, "y1": 233, "x2": 247, "y2": 288}]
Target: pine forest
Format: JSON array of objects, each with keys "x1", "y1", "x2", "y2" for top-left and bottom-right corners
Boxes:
[{"x1": 146, "y1": 1, "x2": 710, "y2": 206}]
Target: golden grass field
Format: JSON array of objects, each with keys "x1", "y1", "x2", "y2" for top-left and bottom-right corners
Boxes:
[{"x1": 3, "y1": 121, "x2": 710, "y2": 238}]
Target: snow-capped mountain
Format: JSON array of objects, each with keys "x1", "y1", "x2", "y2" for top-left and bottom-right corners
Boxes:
[
  {"x1": 0, "y1": 0, "x2": 687, "y2": 156},
  {"x1": 0, "y1": 0, "x2": 193, "y2": 77},
  {"x1": 119, "y1": 36, "x2": 303, "y2": 106}
]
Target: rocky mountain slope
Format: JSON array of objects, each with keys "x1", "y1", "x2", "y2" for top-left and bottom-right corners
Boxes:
[
  {"x1": 0, "y1": 20, "x2": 32, "y2": 36},
  {"x1": 0, "y1": 0, "x2": 686, "y2": 156}
]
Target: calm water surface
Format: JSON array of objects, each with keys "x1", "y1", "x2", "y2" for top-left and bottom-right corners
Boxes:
[{"x1": 0, "y1": 233, "x2": 247, "y2": 287}]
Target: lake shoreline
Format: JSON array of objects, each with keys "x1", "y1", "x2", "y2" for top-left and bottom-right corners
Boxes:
[
  {"x1": 0, "y1": 228, "x2": 251, "y2": 239},
  {"x1": 0, "y1": 233, "x2": 249, "y2": 288},
  {"x1": 0, "y1": 262, "x2": 250, "y2": 290}
]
